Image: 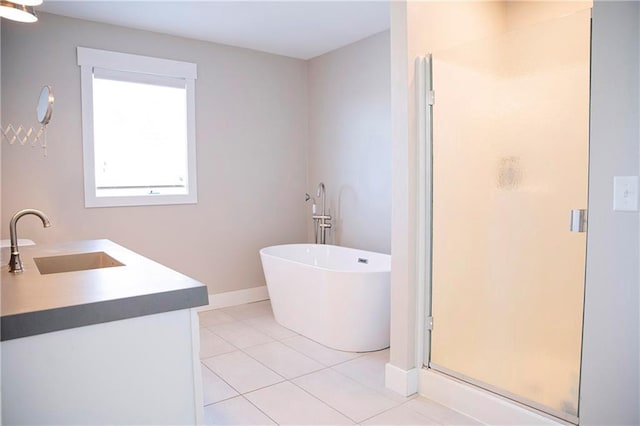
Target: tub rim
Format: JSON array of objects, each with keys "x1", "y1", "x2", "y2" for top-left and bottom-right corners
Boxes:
[{"x1": 259, "y1": 243, "x2": 391, "y2": 274}]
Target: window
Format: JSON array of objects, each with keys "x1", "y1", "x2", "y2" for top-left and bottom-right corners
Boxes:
[{"x1": 78, "y1": 47, "x2": 197, "y2": 207}]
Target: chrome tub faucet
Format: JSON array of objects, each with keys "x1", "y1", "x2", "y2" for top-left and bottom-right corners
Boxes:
[{"x1": 312, "y1": 183, "x2": 331, "y2": 244}]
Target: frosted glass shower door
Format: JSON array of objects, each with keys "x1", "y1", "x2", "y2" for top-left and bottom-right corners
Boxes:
[{"x1": 429, "y1": 9, "x2": 591, "y2": 422}]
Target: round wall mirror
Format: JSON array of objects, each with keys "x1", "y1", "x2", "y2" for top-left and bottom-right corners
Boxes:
[{"x1": 36, "y1": 85, "x2": 54, "y2": 125}]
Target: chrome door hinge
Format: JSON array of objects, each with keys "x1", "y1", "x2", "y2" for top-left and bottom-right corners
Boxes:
[
  {"x1": 427, "y1": 91, "x2": 435, "y2": 106},
  {"x1": 426, "y1": 316, "x2": 434, "y2": 331},
  {"x1": 570, "y1": 209, "x2": 588, "y2": 233}
]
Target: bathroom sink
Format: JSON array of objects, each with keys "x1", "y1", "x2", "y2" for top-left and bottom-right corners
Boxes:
[{"x1": 34, "y1": 251, "x2": 124, "y2": 275}]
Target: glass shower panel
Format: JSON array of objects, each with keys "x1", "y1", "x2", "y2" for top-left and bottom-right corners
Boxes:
[{"x1": 429, "y1": 9, "x2": 590, "y2": 420}]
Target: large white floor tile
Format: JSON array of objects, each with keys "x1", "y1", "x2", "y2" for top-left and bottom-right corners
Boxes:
[
  {"x1": 293, "y1": 368, "x2": 401, "y2": 423},
  {"x1": 243, "y1": 315, "x2": 298, "y2": 340},
  {"x1": 203, "y1": 396, "x2": 275, "y2": 425},
  {"x1": 281, "y1": 335, "x2": 362, "y2": 366},
  {"x1": 244, "y1": 341, "x2": 325, "y2": 379},
  {"x1": 406, "y1": 397, "x2": 483, "y2": 425},
  {"x1": 245, "y1": 381, "x2": 354, "y2": 425},
  {"x1": 361, "y1": 397, "x2": 485, "y2": 426},
  {"x1": 221, "y1": 300, "x2": 273, "y2": 320},
  {"x1": 199, "y1": 309, "x2": 237, "y2": 328},
  {"x1": 201, "y1": 364, "x2": 239, "y2": 406},
  {"x1": 361, "y1": 402, "x2": 441, "y2": 425},
  {"x1": 208, "y1": 321, "x2": 274, "y2": 349},
  {"x1": 332, "y1": 348, "x2": 410, "y2": 402},
  {"x1": 331, "y1": 349, "x2": 388, "y2": 389},
  {"x1": 202, "y1": 351, "x2": 284, "y2": 394},
  {"x1": 200, "y1": 328, "x2": 236, "y2": 359}
]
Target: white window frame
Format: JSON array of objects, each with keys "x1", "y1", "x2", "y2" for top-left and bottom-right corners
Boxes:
[{"x1": 77, "y1": 47, "x2": 198, "y2": 208}]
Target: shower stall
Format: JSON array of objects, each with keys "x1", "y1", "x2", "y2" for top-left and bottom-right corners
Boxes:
[{"x1": 419, "y1": 5, "x2": 591, "y2": 423}]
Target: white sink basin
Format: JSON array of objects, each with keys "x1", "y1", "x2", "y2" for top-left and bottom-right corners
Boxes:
[{"x1": 34, "y1": 251, "x2": 124, "y2": 275}]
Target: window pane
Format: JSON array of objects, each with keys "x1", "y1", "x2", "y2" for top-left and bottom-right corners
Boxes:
[{"x1": 92, "y1": 77, "x2": 188, "y2": 196}]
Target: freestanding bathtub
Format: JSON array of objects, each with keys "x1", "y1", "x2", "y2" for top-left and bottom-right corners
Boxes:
[{"x1": 259, "y1": 244, "x2": 390, "y2": 352}]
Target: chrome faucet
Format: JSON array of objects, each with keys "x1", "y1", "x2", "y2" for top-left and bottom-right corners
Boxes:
[
  {"x1": 311, "y1": 182, "x2": 331, "y2": 244},
  {"x1": 8, "y1": 209, "x2": 51, "y2": 273}
]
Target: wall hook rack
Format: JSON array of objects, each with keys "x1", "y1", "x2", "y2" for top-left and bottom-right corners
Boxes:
[{"x1": 1, "y1": 85, "x2": 54, "y2": 156}]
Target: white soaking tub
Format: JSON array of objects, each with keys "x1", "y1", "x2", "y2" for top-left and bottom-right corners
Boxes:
[{"x1": 259, "y1": 244, "x2": 390, "y2": 352}]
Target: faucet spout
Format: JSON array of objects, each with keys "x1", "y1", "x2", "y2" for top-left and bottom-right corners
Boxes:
[
  {"x1": 8, "y1": 209, "x2": 52, "y2": 273},
  {"x1": 316, "y1": 182, "x2": 326, "y2": 220}
]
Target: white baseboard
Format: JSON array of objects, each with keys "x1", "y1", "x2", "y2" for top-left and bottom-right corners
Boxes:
[
  {"x1": 385, "y1": 363, "x2": 419, "y2": 397},
  {"x1": 197, "y1": 286, "x2": 270, "y2": 311},
  {"x1": 419, "y1": 368, "x2": 564, "y2": 425}
]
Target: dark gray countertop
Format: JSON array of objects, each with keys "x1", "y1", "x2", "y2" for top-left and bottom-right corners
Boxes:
[{"x1": 1, "y1": 239, "x2": 208, "y2": 341}]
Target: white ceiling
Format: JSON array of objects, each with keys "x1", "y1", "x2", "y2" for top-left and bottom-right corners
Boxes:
[{"x1": 38, "y1": 1, "x2": 390, "y2": 60}]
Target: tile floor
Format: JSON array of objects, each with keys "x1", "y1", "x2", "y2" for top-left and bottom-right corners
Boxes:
[{"x1": 198, "y1": 300, "x2": 481, "y2": 425}]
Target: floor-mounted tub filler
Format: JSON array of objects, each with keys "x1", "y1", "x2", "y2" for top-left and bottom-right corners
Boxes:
[{"x1": 260, "y1": 243, "x2": 390, "y2": 352}]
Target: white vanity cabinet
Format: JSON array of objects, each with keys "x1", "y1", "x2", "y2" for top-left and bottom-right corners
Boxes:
[{"x1": 1, "y1": 240, "x2": 208, "y2": 425}]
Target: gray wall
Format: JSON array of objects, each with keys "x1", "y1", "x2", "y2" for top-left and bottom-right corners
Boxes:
[
  {"x1": 1, "y1": 13, "x2": 309, "y2": 295},
  {"x1": 580, "y1": 1, "x2": 640, "y2": 424},
  {"x1": 1, "y1": 13, "x2": 393, "y2": 297},
  {"x1": 307, "y1": 31, "x2": 391, "y2": 253}
]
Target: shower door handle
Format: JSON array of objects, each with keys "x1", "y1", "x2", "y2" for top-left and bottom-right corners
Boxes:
[{"x1": 569, "y1": 209, "x2": 587, "y2": 232}]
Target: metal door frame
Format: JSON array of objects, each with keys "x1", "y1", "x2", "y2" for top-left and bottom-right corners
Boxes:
[{"x1": 415, "y1": 47, "x2": 586, "y2": 424}]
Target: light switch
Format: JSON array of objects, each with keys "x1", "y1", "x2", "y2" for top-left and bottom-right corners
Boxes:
[{"x1": 613, "y1": 176, "x2": 639, "y2": 211}]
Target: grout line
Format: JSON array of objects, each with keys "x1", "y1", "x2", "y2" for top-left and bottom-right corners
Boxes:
[
  {"x1": 236, "y1": 377, "x2": 287, "y2": 397},
  {"x1": 200, "y1": 350, "x2": 286, "y2": 396},
  {"x1": 356, "y1": 398, "x2": 418, "y2": 425},
  {"x1": 203, "y1": 394, "x2": 281, "y2": 425},
  {"x1": 286, "y1": 378, "x2": 360, "y2": 424},
  {"x1": 240, "y1": 342, "x2": 328, "y2": 381},
  {"x1": 200, "y1": 361, "x2": 216, "y2": 374},
  {"x1": 198, "y1": 308, "x2": 405, "y2": 424},
  {"x1": 299, "y1": 367, "x2": 408, "y2": 423},
  {"x1": 324, "y1": 355, "x2": 417, "y2": 411},
  {"x1": 239, "y1": 344, "x2": 294, "y2": 377},
  {"x1": 199, "y1": 345, "x2": 236, "y2": 361},
  {"x1": 277, "y1": 336, "x2": 366, "y2": 368},
  {"x1": 210, "y1": 369, "x2": 287, "y2": 398},
  {"x1": 198, "y1": 330, "x2": 240, "y2": 359},
  {"x1": 239, "y1": 318, "x2": 301, "y2": 342},
  {"x1": 202, "y1": 393, "x2": 240, "y2": 408},
  {"x1": 203, "y1": 323, "x2": 275, "y2": 350},
  {"x1": 202, "y1": 350, "x2": 342, "y2": 422},
  {"x1": 199, "y1": 360, "x2": 243, "y2": 401},
  {"x1": 239, "y1": 394, "x2": 281, "y2": 425}
]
